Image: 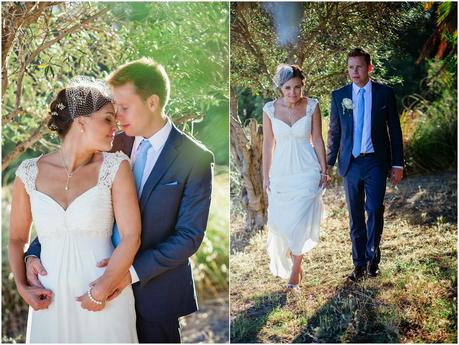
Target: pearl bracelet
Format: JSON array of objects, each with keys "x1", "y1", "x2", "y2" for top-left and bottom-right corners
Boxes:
[{"x1": 87, "y1": 286, "x2": 103, "y2": 305}]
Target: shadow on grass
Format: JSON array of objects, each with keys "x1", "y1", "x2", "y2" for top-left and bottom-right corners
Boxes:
[
  {"x1": 231, "y1": 290, "x2": 287, "y2": 343},
  {"x1": 231, "y1": 280, "x2": 400, "y2": 343},
  {"x1": 385, "y1": 171, "x2": 456, "y2": 226},
  {"x1": 292, "y1": 280, "x2": 400, "y2": 343}
]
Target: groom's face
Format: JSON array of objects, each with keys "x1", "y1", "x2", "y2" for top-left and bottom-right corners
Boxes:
[
  {"x1": 347, "y1": 56, "x2": 371, "y2": 87},
  {"x1": 112, "y1": 82, "x2": 153, "y2": 137}
]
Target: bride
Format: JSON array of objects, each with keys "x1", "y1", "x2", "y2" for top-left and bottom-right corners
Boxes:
[
  {"x1": 8, "y1": 77, "x2": 140, "y2": 342},
  {"x1": 262, "y1": 64, "x2": 328, "y2": 290}
]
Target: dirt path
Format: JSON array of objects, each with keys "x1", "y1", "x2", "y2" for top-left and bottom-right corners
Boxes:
[
  {"x1": 181, "y1": 295, "x2": 229, "y2": 343},
  {"x1": 230, "y1": 172, "x2": 457, "y2": 343}
]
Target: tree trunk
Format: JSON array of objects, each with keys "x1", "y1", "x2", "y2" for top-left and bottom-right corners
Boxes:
[{"x1": 230, "y1": 88, "x2": 267, "y2": 230}]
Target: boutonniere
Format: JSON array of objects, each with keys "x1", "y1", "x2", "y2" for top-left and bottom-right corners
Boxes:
[{"x1": 341, "y1": 98, "x2": 354, "y2": 114}]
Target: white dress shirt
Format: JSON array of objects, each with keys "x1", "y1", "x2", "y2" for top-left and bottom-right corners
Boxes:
[
  {"x1": 129, "y1": 118, "x2": 172, "y2": 284},
  {"x1": 352, "y1": 80, "x2": 374, "y2": 154},
  {"x1": 351, "y1": 80, "x2": 402, "y2": 170}
]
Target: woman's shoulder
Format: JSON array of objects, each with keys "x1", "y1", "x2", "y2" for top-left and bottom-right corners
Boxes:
[
  {"x1": 102, "y1": 151, "x2": 130, "y2": 162},
  {"x1": 16, "y1": 155, "x2": 43, "y2": 175},
  {"x1": 307, "y1": 97, "x2": 319, "y2": 105},
  {"x1": 263, "y1": 100, "x2": 276, "y2": 117}
]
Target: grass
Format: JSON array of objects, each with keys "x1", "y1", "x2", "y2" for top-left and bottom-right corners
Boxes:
[
  {"x1": 230, "y1": 171, "x2": 457, "y2": 343},
  {"x1": 2, "y1": 165, "x2": 229, "y2": 342}
]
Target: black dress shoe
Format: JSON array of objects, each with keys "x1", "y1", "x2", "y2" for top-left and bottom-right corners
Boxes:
[
  {"x1": 366, "y1": 261, "x2": 379, "y2": 277},
  {"x1": 347, "y1": 266, "x2": 366, "y2": 281}
]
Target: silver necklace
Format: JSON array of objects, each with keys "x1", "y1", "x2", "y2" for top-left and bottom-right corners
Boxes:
[
  {"x1": 283, "y1": 100, "x2": 296, "y2": 126},
  {"x1": 59, "y1": 150, "x2": 92, "y2": 191}
]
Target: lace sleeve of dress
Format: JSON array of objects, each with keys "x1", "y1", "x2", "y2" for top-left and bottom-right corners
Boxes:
[
  {"x1": 98, "y1": 151, "x2": 131, "y2": 189},
  {"x1": 263, "y1": 101, "x2": 275, "y2": 120},
  {"x1": 308, "y1": 98, "x2": 319, "y2": 116},
  {"x1": 15, "y1": 158, "x2": 39, "y2": 195}
]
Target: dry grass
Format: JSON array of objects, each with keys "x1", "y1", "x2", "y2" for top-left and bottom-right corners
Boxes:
[{"x1": 230, "y1": 172, "x2": 457, "y2": 343}]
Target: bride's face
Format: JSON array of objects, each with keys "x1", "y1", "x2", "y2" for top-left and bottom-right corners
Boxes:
[
  {"x1": 280, "y1": 77, "x2": 304, "y2": 104},
  {"x1": 79, "y1": 103, "x2": 116, "y2": 152}
]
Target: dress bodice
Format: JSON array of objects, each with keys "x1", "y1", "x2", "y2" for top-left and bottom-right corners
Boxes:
[
  {"x1": 16, "y1": 151, "x2": 130, "y2": 240},
  {"x1": 264, "y1": 98, "x2": 321, "y2": 177},
  {"x1": 263, "y1": 97, "x2": 318, "y2": 142}
]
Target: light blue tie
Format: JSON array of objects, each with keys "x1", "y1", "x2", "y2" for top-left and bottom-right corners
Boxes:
[
  {"x1": 112, "y1": 139, "x2": 151, "y2": 246},
  {"x1": 352, "y1": 88, "x2": 365, "y2": 158}
]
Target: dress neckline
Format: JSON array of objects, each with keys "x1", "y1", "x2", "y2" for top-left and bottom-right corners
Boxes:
[
  {"x1": 33, "y1": 152, "x2": 106, "y2": 211},
  {"x1": 272, "y1": 97, "x2": 311, "y2": 128}
]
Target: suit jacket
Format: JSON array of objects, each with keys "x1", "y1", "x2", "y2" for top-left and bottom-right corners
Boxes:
[
  {"x1": 27, "y1": 124, "x2": 214, "y2": 322},
  {"x1": 326, "y1": 81, "x2": 404, "y2": 176}
]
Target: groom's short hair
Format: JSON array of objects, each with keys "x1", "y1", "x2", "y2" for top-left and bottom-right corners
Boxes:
[
  {"x1": 347, "y1": 48, "x2": 371, "y2": 66},
  {"x1": 107, "y1": 57, "x2": 170, "y2": 108}
]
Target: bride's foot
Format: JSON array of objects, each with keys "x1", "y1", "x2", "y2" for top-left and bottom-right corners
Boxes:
[{"x1": 287, "y1": 269, "x2": 303, "y2": 291}]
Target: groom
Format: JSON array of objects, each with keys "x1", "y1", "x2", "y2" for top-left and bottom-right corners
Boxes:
[
  {"x1": 25, "y1": 58, "x2": 214, "y2": 342},
  {"x1": 327, "y1": 48, "x2": 404, "y2": 281}
]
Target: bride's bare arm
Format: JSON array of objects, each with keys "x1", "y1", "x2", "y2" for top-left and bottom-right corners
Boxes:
[
  {"x1": 263, "y1": 111, "x2": 275, "y2": 192},
  {"x1": 311, "y1": 105, "x2": 329, "y2": 187},
  {"x1": 8, "y1": 178, "x2": 53, "y2": 310},
  {"x1": 85, "y1": 160, "x2": 141, "y2": 306}
]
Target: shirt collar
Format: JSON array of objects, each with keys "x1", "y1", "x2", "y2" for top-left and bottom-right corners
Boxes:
[
  {"x1": 134, "y1": 118, "x2": 172, "y2": 153},
  {"x1": 352, "y1": 79, "x2": 372, "y2": 95}
]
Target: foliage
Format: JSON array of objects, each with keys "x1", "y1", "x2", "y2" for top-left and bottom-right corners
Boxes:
[
  {"x1": 2, "y1": 2, "x2": 229, "y2": 184},
  {"x1": 231, "y1": 2, "x2": 424, "y2": 113},
  {"x1": 402, "y1": 56, "x2": 457, "y2": 174},
  {"x1": 193, "y1": 169, "x2": 229, "y2": 300},
  {"x1": 110, "y1": 2, "x2": 229, "y2": 165}
]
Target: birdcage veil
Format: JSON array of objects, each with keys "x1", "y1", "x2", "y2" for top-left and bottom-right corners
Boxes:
[
  {"x1": 65, "y1": 76, "x2": 113, "y2": 118},
  {"x1": 273, "y1": 64, "x2": 294, "y2": 89}
]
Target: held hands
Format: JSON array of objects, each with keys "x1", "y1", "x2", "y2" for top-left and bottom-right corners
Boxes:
[{"x1": 319, "y1": 170, "x2": 331, "y2": 189}]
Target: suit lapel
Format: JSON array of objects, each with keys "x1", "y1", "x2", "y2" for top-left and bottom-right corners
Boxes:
[
  {"x1": 139, "y1": 125, "x2": 182, "y2": 209},
  {"x1": 342, "y1": 84, "x2": 353, "y2": 133}
]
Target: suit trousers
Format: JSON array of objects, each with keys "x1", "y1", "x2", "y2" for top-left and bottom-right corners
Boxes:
[
  {"x1": 343, "y1": 155, "x2": 387, "y2": 268},
  {"x1": 137, "y1": 316, "x2": 181, "y2": 343}
]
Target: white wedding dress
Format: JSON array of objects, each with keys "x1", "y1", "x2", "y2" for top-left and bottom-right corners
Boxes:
[
  {"x1": 16, "y1": 152, "x2": 138, "y2": 343},
  {"x1": 264, "y1": 98, "x2": 324, "y2": 279}
]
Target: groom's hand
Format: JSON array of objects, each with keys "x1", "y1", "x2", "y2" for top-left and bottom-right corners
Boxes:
[
  {"x1": 93, "y1": 259, "x2": 131, "y2": 301},
  {"x1": 106, "y1": 272, "x2": 131, "y2": 301},
  {"x1": 390, "y1": 167, "x2": 403, "y2": 186},
  {"x1": 25, "y1": 256, "x2": 47, "y2": 288}
]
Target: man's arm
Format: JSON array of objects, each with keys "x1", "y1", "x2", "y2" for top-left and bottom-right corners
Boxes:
[
  {"x1": 386, "y1": 87, "x2": 404, "y2": 167},
  {"x1": 25, "y1": 237, "x2": 41, "y2": 259},
  {"x1": 134, "y1": 150, "x2": 214, "y2": 287},
  {"x1": 327, "y1": 92, "x2": 341, "y2": 167}
]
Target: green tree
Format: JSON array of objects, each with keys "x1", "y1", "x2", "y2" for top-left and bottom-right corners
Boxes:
[{"x1": 230, "y1": 2, "x2": 426, "y2": 229}]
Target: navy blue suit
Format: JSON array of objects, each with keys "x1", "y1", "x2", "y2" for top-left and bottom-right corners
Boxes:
[
  {"x1": 327, "y1": 81, "x2": 403, "y2": 269},
  {"x1": 26, "y1": 124, "x2": 214, "y2": 343}
]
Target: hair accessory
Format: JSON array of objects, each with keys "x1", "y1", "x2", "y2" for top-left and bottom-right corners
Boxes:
[
  {"x1": 57, "y1": 102, "x2": 65, "y2": 110},
  {"x1": 273, "y1": 64, "x2": 294, "y2": 88},
  {"x1": 65, "y1": 76, "x2": 113, "y2": 119},
  {"x1": 51, "y1": 111, "x2": 59, "y2": 116}
]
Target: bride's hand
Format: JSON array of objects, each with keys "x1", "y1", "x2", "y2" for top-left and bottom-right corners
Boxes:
[
  {"x1": 319, "y1": 172, "x2": 330, "y2": 189},
  {"x1": 263, "y1": 179, "x2": 270, "y2": 193},
  {"x1": 76, "y1": 286, "x2": 107, "y2": 312},
  {"x1": 18, "y1": 284, "x2": 53, "y2": 311}
]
